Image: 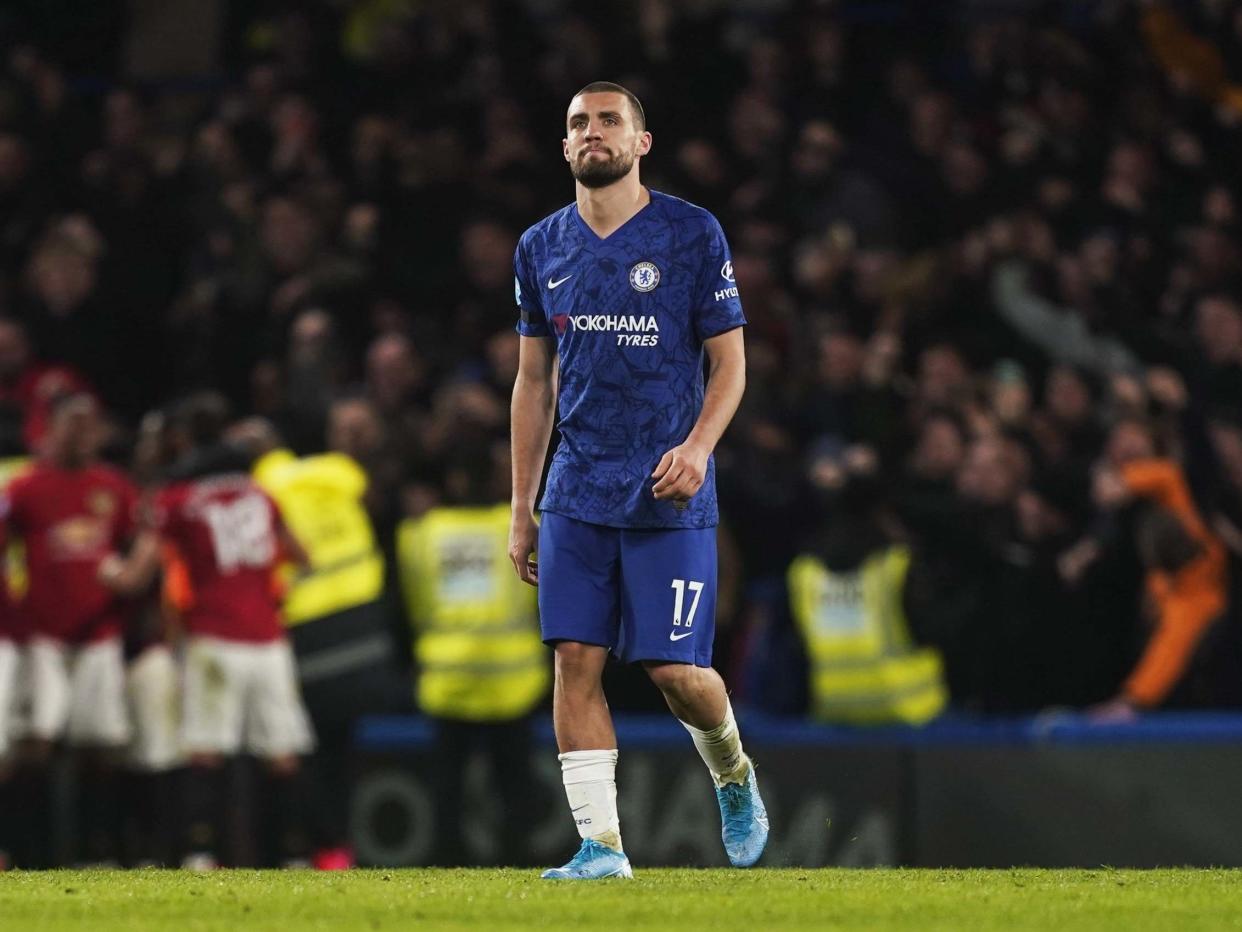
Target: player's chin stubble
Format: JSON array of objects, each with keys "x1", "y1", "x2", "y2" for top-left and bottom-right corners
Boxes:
[{"x1": 571, "y1": 148, "x2": 635, "y2": 188}]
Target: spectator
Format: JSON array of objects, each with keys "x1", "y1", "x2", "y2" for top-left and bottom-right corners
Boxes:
[{"x1": 1087, "y1": 420, "x2": 1230, "y2": 716}]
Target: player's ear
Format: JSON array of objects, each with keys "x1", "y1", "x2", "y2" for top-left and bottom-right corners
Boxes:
[
  {"x1": 563, "y1": 137, "x2": 571, "y2": 163},
  {"x1": 637, "y1": 131, "x2": 652, "y2": 157}
]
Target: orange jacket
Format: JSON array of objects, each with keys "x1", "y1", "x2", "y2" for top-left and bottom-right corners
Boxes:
[
  {"x1": 1120, "y1": 460, "x2": 1227, "y2": 707},
  {"x1": 1141, "y1": 5, "x2": 1242, "y2": 117}
]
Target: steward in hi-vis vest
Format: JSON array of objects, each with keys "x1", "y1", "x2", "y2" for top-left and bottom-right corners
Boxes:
[
  {"x1": 397, "y1": 502, "x2": 547, "y2": 721},
  {"x1": 254, "y1": 447, "x2": 396, "y2": 688},
  {"x1": 396, "y1": 447, "x2": 549, "y2": 866},
  {"x1": 787, "y1": 545, "x2": 946, "y2": 726},
  {"x1": 255, "y1": 449, "x2": 385, "y2": 623}
]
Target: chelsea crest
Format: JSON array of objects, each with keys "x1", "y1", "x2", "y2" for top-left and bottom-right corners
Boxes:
[{"x1": 629, "y1": 261, "x2": 660, "y2": 293}]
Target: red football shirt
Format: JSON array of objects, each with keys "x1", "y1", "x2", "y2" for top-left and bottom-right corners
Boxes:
[
  {"x1": 153, "y1": 473, "x2": 285, "y2": 643},
  {"x1": 3, "y1": 463, "x2": 137, "y2": 643}
]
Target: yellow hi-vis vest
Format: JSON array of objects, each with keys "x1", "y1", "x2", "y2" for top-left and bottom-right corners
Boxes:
[
  {"x1": 0, "y1": 457, "x2": 31, "y2": 600},
  {"x1": 787, "y1": 546, "x2": 947, "y2": 726},
  {"x1": 253, "y1": 449, "x2": 385, "y2": 624},
  {"x1": 396, "y1": 504, "x2": 548, "y2": 722}
]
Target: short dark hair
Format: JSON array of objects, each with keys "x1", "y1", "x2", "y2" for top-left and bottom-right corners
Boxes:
[
  {"x1": 573, "y1": 81, "x2": 646, "y2": 131},
  {"x1": 172, "y1": 391, "x2": 231, "y2": 447}
]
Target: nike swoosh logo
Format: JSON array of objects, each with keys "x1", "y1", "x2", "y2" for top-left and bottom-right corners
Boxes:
[
  {"x1": 548, "y1": 275, "x2": 573, "y2": 289},
  {"x1": 669, "y1": 630, "x2": 694, "y2": 641},
  {"x1": 570, "y1": 804, "x2": 589, "y2": 812}
]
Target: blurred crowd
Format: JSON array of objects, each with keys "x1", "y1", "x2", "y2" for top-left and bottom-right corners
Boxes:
[{"x1": 0, "y1": 0, "x2": 1239, "y2": 751}]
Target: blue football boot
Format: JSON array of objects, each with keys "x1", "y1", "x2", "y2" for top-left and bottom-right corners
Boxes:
[
  {"x1": 716, "y1": 763, "x2": 769, "y2": 867},
  {"x1": 540, "y1": 838, "x2": 634, "y2": 880}
]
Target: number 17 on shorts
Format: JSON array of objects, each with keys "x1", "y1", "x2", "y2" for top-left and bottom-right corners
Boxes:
[
  {"x1": 669, "y1": 578, "x2": 704, "y2": 641},
  {"x1": 617, "y1": 525, "x2": 717, "y2": 666}
]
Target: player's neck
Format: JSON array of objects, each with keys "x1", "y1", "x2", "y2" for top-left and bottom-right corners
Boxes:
[{"x1": 575, "y1": 178, "x2": 650, "y2": 239}]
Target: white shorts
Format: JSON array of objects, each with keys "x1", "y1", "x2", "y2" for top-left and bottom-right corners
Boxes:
[
  {"x1": 127, "y1": 644, "x2": 183, "y2": 772},
  {"x1": 182, "y1": 636, "x2": 315, "y2": 758},
  {"x1": 0, "y1": 638, "x2": 19, "y2": 758},
  {"x1": 27, "y1": 636, "x2": 131, "y2": 747}
]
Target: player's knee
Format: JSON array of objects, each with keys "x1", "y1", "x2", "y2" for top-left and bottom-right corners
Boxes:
[
  {"x1": 643, "y1": 660, "x2": 697, "y2": 698},
  {"x1": 553, "y1": 642, "x2": 605, "y2": 690}
]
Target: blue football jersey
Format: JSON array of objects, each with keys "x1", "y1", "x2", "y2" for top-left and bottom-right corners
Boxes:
[{"x1": 514, "y1": 190, "x2": 746, "y2": 529}]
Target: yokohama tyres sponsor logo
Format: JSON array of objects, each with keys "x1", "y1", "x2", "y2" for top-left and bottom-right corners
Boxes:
[{"x1": 565, "y1": 313, "x2": 661, "y2": 346}]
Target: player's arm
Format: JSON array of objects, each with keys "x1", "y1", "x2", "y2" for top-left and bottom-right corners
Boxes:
[
  {"x1": 652, "y1": 326, "x2": 746, "y2": 501},
  {"x1": 509, "y1": 334, "x2": 557, "y2": 585},
  {"x1": 98, "y1": 528, "x2": 163, "y2": 595},
  {"x1": 269, "y1": 496, "x2": 310, "y2": 569},
  {"x1": 278, "y1": 523, "x2": 310, "y2": 569}
]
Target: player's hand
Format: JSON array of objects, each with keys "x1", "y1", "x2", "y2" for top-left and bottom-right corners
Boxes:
[
  {"x1": 508, "y1": 509, "x2": 540, "y2": 586},
  {"x1": 97, "y1": 552, "x2": 124, "y2": 588},
  {"x1": 1057, "y1": 537, "x2": 1100, "y2": 584},
  {"x1": 651, "y1": 441, "x2": 709, "y2": 502},
  {"x1": 1091, "y1": 466, "x2": 1130, "y2": 509}
]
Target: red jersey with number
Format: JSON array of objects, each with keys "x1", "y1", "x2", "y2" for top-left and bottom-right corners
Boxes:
[
  {"x1": 153, "y1": 473, "x2": 285, "y2": 643},
  {"x1": 3, "y1": 463, "x2": 137, "y2": 643}
]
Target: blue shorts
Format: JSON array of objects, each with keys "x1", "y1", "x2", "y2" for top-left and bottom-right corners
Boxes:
[{"x1": 537, "y1": 512, "x2": 717, "y2": 666}]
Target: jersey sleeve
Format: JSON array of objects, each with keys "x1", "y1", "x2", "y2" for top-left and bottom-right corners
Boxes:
[
  {"x1": 691, "y1": 215, "x2": 747, "y2": 342},
  {"x1": 514, "y1": 237, "x2": 549, "y2": 338}
]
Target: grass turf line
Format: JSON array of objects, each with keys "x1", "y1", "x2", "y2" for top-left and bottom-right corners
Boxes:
[{"x1": 1, "y1": 868, "x2": 1240, "y2": 931}]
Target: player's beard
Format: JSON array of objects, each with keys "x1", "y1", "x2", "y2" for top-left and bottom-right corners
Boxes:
[{"x1": 571, "y1": 146, "x2": 636, "y2": 189}]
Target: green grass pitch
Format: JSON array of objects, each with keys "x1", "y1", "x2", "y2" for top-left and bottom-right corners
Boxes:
[{"x1": 2, "y1": 868, "x2": 1241, "y2": 930}]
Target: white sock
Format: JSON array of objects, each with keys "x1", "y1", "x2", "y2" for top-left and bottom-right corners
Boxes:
[
  {"x1": 682, "y1": 699, "x2": 750, "y2": 787},
  {"x1": 559, "y1": 749, "x2": 622, "y2": 851}
]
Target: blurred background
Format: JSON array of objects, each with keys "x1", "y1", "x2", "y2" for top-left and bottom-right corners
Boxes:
[{"x1": 2, "y1": 0, "x2": 1242, "y2": 869}]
